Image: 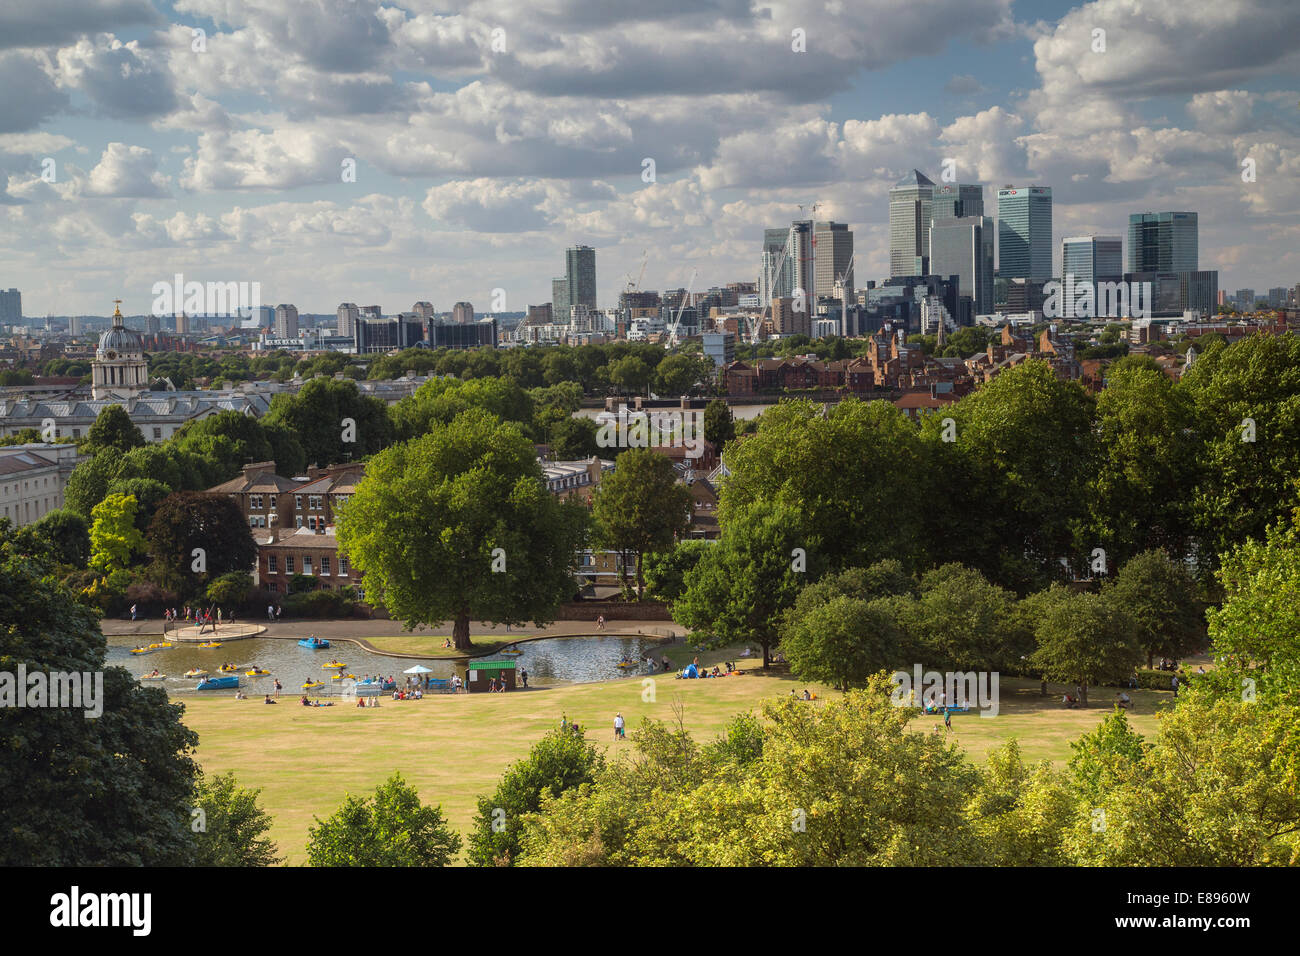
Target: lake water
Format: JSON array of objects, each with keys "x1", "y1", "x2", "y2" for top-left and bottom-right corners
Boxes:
[{"x1": 107, "y1": 633, "x2": 665, "y2": 694}]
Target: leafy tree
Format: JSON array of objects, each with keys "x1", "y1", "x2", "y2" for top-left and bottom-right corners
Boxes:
[
  {"x1": 1104, "y1": 549, "x2": 1205, "y2": 668},
  {"x1": 780, "y1": 593, "x2": 907, "y2": 691},
  {"x1": 592, "y1": 448, "x2": 691, "y2": 598},
  {"x1": 146, "y1": 493, "x2": 258, "y2": 599},
  {"x1": 390, "y1": 376, "x2": 533, "y2": 440},
  {"x1": 65, "y1": 453, "x2": 120, "y2": 517},
  {"x1": 922, "y1": 360, "x2": 1096, "y2": 593},
  {"x1": 191, "y1": 772, "x2": 282, "y2": 867},
  {"x1": 656, "y1": 352, "x2": 708, "y2": 395},
  {"x1": 263, "y1": 377, "x2": 392, "y2": 468},
  {"x1": 720, "y1": 398, "x2": 927, "y2": 573},
  {"x1": 703, "y1": 399, "x2": 735, "y2": 450},
  {"x1": 207, "y1": 571, "x2": 254, "y2": 608},
  {"x1": 965, "y1": 740, "x2": 1074, "y2": 866},
  {"x1": 674, "y1": 501, "x2": 815, "y2": 667},
  {"x1": 20, "y1": 509, "x2": 90, "y2": 567},
  {"x1": 173, "y1": 411, "x2": 276, "y2": 476},
  {"x1": 89, "y1": 493, "x2": 146, "y2": 574},
  {"x1": 608, "y1": 355, "x2": 652, "y2": 396},
  {"x1": 906, "y1": 563, "x2": 1031, "y2": 672},
  {"x1": 548, "y1": 415, "x2": 600, "y2": 460},
  {"x1": 642, "y1": 539, "x2": 713, "y2": 605},
  {"x1": 1181, "y1": 333, "x2": 1300, "y2": 564},
  {"x1": 306, "y1": 773, "x2": 461, "y2": 867},
  {"x1": 1029, "y1": 587, "x2": 1143, "y2": 704},
  {"x1": 83, "y1": 404, "x2": 145, "y2": 455},
  {"x1": 106, "y1": 476, "x2": 173, "y2": 533},
  {"x1": 336, "y1": 409, "x2": 589, "y2": 650},
  {"x1": 0, "y1": 533, "x2": 200, "y2": 865},
  {"x1": 1089, "y1": 357, "x2": 1201, "y2": 568},
  {"x1": 467, "y1": 728, "x2": 603, "y2": 866}
]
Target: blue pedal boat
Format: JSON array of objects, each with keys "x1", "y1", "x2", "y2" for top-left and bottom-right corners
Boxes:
[
  {"x1": 196, "y1": 675, "x2": 240, "y2": 690},
  {"x1": 297, "y1": 637, "x2": 330, "y2": 649}
]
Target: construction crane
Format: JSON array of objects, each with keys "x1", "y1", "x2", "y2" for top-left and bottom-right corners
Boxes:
[
  {"x1": 835, "y1": 254, "x2": 856, "y2": 337},
  {"x1": 624, "y1": 249, "x2": 648, "y2": 295},
  {"x1": 748, "y1": 236, "x2": 792, "y2": 346},
  {"x1": 665, "y1": 268, "x2": 698, "y2": 349}
]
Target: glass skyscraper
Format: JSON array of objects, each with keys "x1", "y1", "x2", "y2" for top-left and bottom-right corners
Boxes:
[
  {"x1": 930, "y1": 215, "x2": 995, "y2": 318},
  {"x1": 889, "y1": 170, "x2": 935, "y2": 278},
  {"x1": 997, "y1": 186, "x2": 1053, "y2": 280},
  {"x1": 930, "y1": 183, "x2": 984, "y2": 222},
  {"x1": 1127, "y1": 212, "x2": 1197, "y2": 273},
  {"x1": 759, "y1": 227, "x2": 794, "y2": 304},
  {"x1": 1062, "y1": 236, "x2": 1123, "y2": 317}
]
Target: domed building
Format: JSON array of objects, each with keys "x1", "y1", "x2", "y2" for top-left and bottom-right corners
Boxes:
[{"x1": 92, "y1": 300, "x2": 149, "y2": 400}]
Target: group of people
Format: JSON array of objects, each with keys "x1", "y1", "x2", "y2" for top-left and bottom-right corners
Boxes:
[
  {"x1": 486, "y1": 676, "x2": 509, "y2": 692},
  {"x1": 266, "y1": 605, "x2": 283, "y2": 621},
  {"x1": 160, "y1": 606, "x2": 227, "y2": 626},
  {"x1": 392, "y1": 688, "x2": 423, "y2": 700},
  {"x1": 300, "y1": 695, "x2": 333, "y2": 707}
]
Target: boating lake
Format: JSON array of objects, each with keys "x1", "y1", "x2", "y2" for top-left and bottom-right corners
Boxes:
[{"x1": 107, "y1": 632, "x2": 665, "y2": 695}]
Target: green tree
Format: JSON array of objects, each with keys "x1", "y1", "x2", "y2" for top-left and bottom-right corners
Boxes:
[
  {"x1": 719, "y1": 398, "x2": 927, "y2": 573},
  {"x1": 336, "y1": 409, "x2": 589, "y2": 650},
  {"x1": 191, "y1": 772, "x2": 282, "y2": 867},
  {"x1": 1029, "y1": 587, "x2": 1143, "y2": 704},
  {"x1": 83, "y1": 404, "x2": 145, "y2": 455},
  {"x1": 207, "y1": 571, "x2": 254, "y2": 609},
  {"x1": 641, "y1": 539, "x2": 713, "y2": 605},
  {"x1": 907, "y1": 563, "x2": 1031, "y2": 672},
  {"x1": 656, "y1": 352, "x2": 708, "y2": 395},
  {"x1": 780, "y1": 593, "x2": 907, "y2": 691},
  {"x1": 608, "y1": 355, "x2": 653, "y2": 396},
  {"x1": 390, "y1": 376, "x2": 533, "y2": 440},
  {"x1": 263, "y1": 377, "x2": 392, "y2": 468},
  {"x1": 548, "y1": 416, "x2": 600, "y2": 460},
  {"x1": 674, "y1": 501, "x2": 814, "y2": 667},
  {"x1": 592, "y1": 447, "x2": 691, "y2": 598},
  {"x1": 65, "y1": 452, "x2": 120, "y2": 516},
  {"x1": 0, "y1": 533, "x2": 200, "y2": 865},
  {"x1": 21, "y1": 509, "x2": 90, "y2": 567},
  {"x1": 703, "y1": 399, "x2": 735, "y2": 451},
  {"x1": 306, "y1": 773, "x2": 461, "y2": 867},
  {"x1": 89, "y1": 493, "x2": 146, "y2": 574},
  {"x1": 145, "y1": 492, "x2": 258, "y2": 599},
  {"x1": 965, "y1": 739, "x2": 1074, "y2": 866},
  {"x1": 467, "y1": 728, "x2": 603, "y2": 866},
  {"x1": 1104, "y1": 549, "x2": 1205, "y2": 669}
]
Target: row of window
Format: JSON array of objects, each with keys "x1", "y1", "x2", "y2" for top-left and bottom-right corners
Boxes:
[
  {"x1": 248, "y1": 494, "x2": 343, "y2": 510},
  {"x1": 2, "y1": 497, "x2": 58, "y2": 521},
  {"x1": 2, "y1": 475, "x2": 54, "y2": 494},
  {"x1": 265, "y1": 554, "x2": 349, "y2": 576},
  {"x1": 247, "y1": 515, "x2": 330, "y2": 530}
]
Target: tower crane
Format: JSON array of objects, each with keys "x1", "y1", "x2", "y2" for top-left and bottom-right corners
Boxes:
[{"x1": 665, "y1": 268, "x2": 698, "y2": 349}]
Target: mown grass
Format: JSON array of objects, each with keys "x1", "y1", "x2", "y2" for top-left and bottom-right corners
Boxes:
[{"x1": 180, "y1": 659, "x2": 1168, "y2": 866}]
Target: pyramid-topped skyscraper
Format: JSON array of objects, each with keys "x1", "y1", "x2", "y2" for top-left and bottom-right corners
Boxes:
[{"x1": 889, "y1": 170, "x2": 935, "y2": 278}]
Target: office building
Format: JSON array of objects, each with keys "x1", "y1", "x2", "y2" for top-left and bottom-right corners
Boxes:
[
  {"x1": 997, "y1": 186, "x2": 1053, "y2": 280},
  {"x1": 930, "y1": 183, "x2": 984, "y2": 221},
  {"x1": 1061, "y1": 236, "x2": 1123, "y2": 317},
  {"x1": 889, "y1": 170, "x2": 935, "y2": 277},
  {"x1": 355, "y1": 315, "x2": 424, "y2": 353},
  {"x1": 702, "y1": 332, "x2": 736, "y2": 371},
  {"x1": 452, "y1": 302, "x2": 474, "y2": 325},
  {"x1": 274, "y1": 304, "x2": 299, "y2": 338},
  {"x1": 412, "y1": 301, "x2": 435, "y2": 321},
  {"x1": 1123, "y1": 271, "x2": 1219, "y2": 317},
  {"x1": 759, "y1": 227, "x2": 795, "y2": 304},
  {"x1": 429, "y1": 318, "x2": 497, "y2": 350},
  {"x1": 175, "y1": 312, "x2": 189, "y2": 334},
  {"x1": 1234, "y1": 289, "x2": 1256, "y2": 310},
  {"x1": 0, "y1": 289, "x2": 20, "y2": 326},
  {"x1": 930, "y1": 216, "x2": 995, "y2": 318},
  {"x1": 336, "y1": 303, "x2": 359, "y2": 338},
  {"x1": 1127, "y1": 212, "x2": 1198, "y2": 274}
]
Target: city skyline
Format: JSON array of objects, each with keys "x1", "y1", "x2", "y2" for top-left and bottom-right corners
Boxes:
[{"x1": 0, "y1": 0, "x2": 1297, "y2": 316}]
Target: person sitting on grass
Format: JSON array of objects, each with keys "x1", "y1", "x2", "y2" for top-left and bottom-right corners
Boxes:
[
  {"x1": 301, "y1": 695, "x2": 310, "y2": 706},
  {"x1": 264, "y1": 695, "x2": 275, "y2": 704},
  {"x1": 1117, "y1": 691, "x2": 1132, "y2": 709}
]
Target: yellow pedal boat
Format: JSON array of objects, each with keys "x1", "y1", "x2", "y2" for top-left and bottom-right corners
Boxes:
[
  {"x1": 330, "y1": 673, "x2": 358, "y2": 681},
  {"x1": 302, "y1": 681, "x2": 325, "y2": 690},
  {"x1": 218, "y1": 665, "x2": 240, "y2": 674},
  {"x1": 198, "y1": 642, "x2": 223, "y2": 649},
  {"x1": 322, "y1": 661, "x2": 347, "y2": 669},
  {"x1": 246, "y1": 668, "x2": 271, "y2": 677},
  {"x1": 130, "y1": 647, "x2": 153, "y2": 655},
  {"x1": 184, "y1": 668, "x2": 209, "y2": 678},
  {"x1": 141, "y1": 673, "x2": 167, "y2": 680}
]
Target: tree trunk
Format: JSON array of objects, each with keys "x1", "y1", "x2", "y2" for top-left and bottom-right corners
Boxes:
[
  {"x1": 1040, "y1": 679, "x2": 1047, "y2": 697},
  {"x1": 635, "y1": 550, "x2": 645, "y2": 600},
  {"x1": 453, "y1": 608, "x2": 472, "y2": 651},
  {"x1": 1147, "y1": 650, "x2": 1154, "y2": 669},
  {"x1": 1080, "y1": 683, "x2": 1089, "y2": 706},
  {"x1": 761, "y1": 640, "x2": 771, "y2": 671}
]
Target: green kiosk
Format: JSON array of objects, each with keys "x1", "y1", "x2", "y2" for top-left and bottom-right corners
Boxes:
[{"x1": 466, "y1": 660, "x2": 517, "y2": 692}]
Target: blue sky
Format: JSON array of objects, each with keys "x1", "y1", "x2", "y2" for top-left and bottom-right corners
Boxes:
[{"x1": 1, "y1": 0, "x2": 1297, "y2": 317}]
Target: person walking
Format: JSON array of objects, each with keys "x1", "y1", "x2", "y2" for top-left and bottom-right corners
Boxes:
[
  {"x1": 943, "y1": 706, "x2": 952, "y2": 732},
  {"x1": 267, "y1": 604, "x2": 275, "y2": 622},
  {"x1": 274, "y1": 678, "x2": 282, "y2": 698},
  {"x1": 520, "y1": 668, "x2": 529, "y2": 688},
  {"x1": 130, "y1": 603, "x2": 137, "y2": 621},
  {"x1": 614, "y1": 712, "x2": 625, "y2": 740}
]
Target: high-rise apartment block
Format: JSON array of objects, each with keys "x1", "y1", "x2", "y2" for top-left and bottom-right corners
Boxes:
[
  {"x1": 452, "y1": 302, "x2": 475, "y2": 325},
  {"x1": 336, "y1": 303, "x2": 359, "y2": 338},
  {"x1": 0, "y1": 288, "x2": 22, "y2": 325},
  {"x1": 274, "y1": 304, "x2": 299, "y2": 338}
]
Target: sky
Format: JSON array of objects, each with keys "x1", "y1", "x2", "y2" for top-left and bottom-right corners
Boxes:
[{"x1": 1, "y1": 0, "x2": 1297, "y2": 317}]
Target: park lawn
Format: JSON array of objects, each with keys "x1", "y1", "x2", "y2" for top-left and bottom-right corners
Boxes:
[
  {"x1": 180, "y1": 666, "x2": 1166, "y2": 866},
  {"x1": 361, "y1": 634, "x2": 524, "y2": 658}
]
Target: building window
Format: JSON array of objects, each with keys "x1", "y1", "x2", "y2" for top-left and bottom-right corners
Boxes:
[
  {"x1": 296, "y1": 516, "x2": 303, "y2": 528},
  {"x1": 251, "y1": 495, "x2": 263, "y2": 509},
  {"x1": 339, "y1": 557, "x2": 349, "y2": 576},
  {"x1": 309, "y1": 496, "x2": 322, "y2": 510},
  {"x1": 152, "y1": 427, "x2": 162, "y2": 440},
  {"x1": 268, "y1": 556, "x2": 278, "y2": 573},
  {"x1": 285, "y1": 556, "x2": 294, "y2": 574},
  {"x1": 295, "y1": 495, "x2": 302, "y2": 510},
  {"x1": 303, "y1": 557, "x2": 313, "y2": 575},
  {"x1": 73, "y1": 429, "x2": 81, "y2": 439},
  {"x1": 321, "y1": 556, "x2": 330, "y2": 575}
]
